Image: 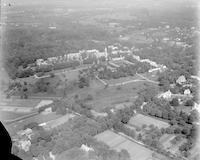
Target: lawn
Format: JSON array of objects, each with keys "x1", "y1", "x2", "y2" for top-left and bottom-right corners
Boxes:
[
  {"x1": 95, "y1": 130, "x2": 153, "y2": 160},
  {"x1": 128, "y1": 114, "x2": 170, "y2": 129}
]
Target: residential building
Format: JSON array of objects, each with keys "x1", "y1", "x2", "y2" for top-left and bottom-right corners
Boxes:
[
  {"x1": 176, "y1": 75, "x2": 186, "y2": 85},
  {"x1": 158, "y1": 90, "x2": 172, "y2": 99}
]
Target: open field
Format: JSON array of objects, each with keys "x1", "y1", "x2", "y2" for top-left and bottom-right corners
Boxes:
[
  {"x1": 119, "y1": 32, "x2": 154, "y2": 45},
  {"x1": 4, "y1": 112, "x2": 62, "y2": 136},
  {"x1": 95, "y1": 130, "x2": 153, "y2": 160},
  {"x1": 128, "y1": 114, "x2": 170, "y2": 129}
]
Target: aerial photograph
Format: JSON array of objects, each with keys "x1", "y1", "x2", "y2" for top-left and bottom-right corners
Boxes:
[{"x1": 0, "y1": 0, "x2": 199, "y2": 160}]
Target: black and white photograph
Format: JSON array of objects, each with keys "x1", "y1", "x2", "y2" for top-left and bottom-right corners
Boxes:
[{"x1": 0, "y1": 0, "x2": 199, "y2": 160}]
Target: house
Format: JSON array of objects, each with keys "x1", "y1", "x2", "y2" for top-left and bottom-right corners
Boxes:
[
  {"x1": 112, "y1": 56, "x2": 124, "y2": 61},
  {"x1": 176, "y1": 75, "x2": 186, "y2": 85},
  {"x1": 17, "y1": 139, "x2": 31, "y2": 152},
  {"x1": 36, "y1": 59, "x2": 45, "y2": 66},
  {"x1": 17, "y1": 128, "x2": 33, "y2": 139},
  {"x1": 41, "y1": 107, "x2": 52, "y2": 115},
  {"x1": 140, "y1": 102, "x2": 147, "y2": 110},
  {"x1": 132, "y1": 55, "x2": 140, "y2": 61},
  {"x1": 67, "y1": 52, "x2": 81, "y2": 61},
  {"x1": 80, "y1": 144, "x2": 94, "y2": 152},
  {"x1": 158, "y1": 90, "x2": 172, "y2": 99},
  {"x1": 193, "y1": 103, "x2": 200, "y2": 113},
  {"x1": 163, "y1": 37, "x2": 170, "y2": 42},
  {"x1": 49, "y1": 152, "x2": 55, "y2": 160},
  {"x1": 148, "y1": 68, "x2": 162, "y2": 73},
  {"x1": 184, "y1": 89, "x2": 191, "y2": 95}
]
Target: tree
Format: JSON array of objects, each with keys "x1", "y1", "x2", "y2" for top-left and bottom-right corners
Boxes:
[
  {"x1": 162, "y1": 111, "x2": 169, "y2": 119},
  {"x1": 185, "y1": 99, "x2": 194, "y2": 106},
  {"x1": 137, "y1": 133, "x2": 142, "y2": 141},
  {"x1": 119, "y1": 149, "x2": 130, "y2": 160},
  {"x1": 174, "y1": 127, "x2": 181, "y2": 134},
  {"x1": 170, "y1": 98, "x2": 179, "y2": 106},
  {"x1": 30, "y1": 144, "x2": 39, "y2": 157},
  {"x1": 182, "y1": 127, "x2": 191, "y2": 136},
  {"x1": 142, "y1": 124, "x2": 147, "y2": 129}
]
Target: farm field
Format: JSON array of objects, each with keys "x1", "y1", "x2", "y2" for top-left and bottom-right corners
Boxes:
[
  {"x1": 128, "y1": 114, "x2": 170, "y2": 129},
  {"x1": 95, "y1": 130, "x2": 153, "y2": 160},
  {"x1": 5, "y1": 112, "x2": 62, "y2": 136}
]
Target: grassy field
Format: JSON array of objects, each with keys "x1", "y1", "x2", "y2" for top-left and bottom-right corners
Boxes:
[
  {"x1": 95, "y1": 130, "x2": 153, "y2": 160},
  {"x1": 0, "y1": 111, "x2": 29, "y2": 121},
  {"x1": 128, "y1": 114, "x2": 170, "y2": 129},
  {"x1": 0, "y1": 99, "x2": 41, "y2": 108}
]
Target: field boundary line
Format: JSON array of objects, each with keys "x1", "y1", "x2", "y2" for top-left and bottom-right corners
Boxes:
[
  {"x1": 136, "y1": 73, "x2": 159, "y2": 84},
  {"x1": 3, "y1": 111, "x2": 38, "y2": 124}
]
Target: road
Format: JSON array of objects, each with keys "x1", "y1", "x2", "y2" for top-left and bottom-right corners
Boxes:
[{"x1": 136, "y1": 73, "x2": 159, "y2": 84}]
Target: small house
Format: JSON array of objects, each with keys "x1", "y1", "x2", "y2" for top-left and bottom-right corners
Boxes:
[{"x1": 176, "y1": 75, "x2": 186, "y2": 85}]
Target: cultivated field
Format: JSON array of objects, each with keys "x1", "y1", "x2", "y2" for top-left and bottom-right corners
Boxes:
[
  {"x1": 128, "y1": 114, "x2": 170, "y2": 129},
  {"x1": 5, "y1": 112, "x2": 62, "y2": 135},
  {"x1": 95, "y1": 130, "x2": 153, "y2": 160}
]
